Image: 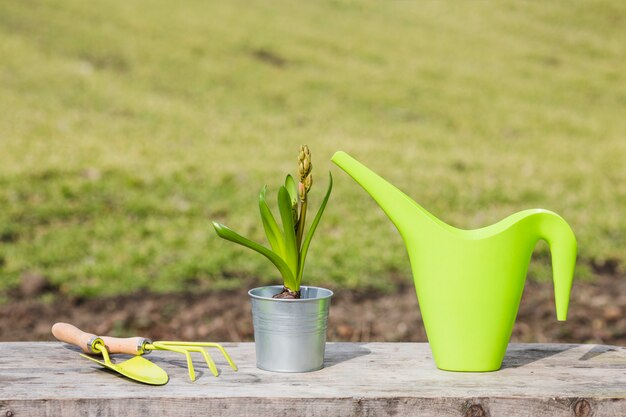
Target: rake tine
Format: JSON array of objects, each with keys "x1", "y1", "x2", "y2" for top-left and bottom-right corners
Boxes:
[
  {"x1": 156, "y1": 341, "x2": 238, "y2": 371},
  {"x1": 195, "y1": 347, "x2": 219, "y2": 377},
  {"x1": 208, "y1": 343, "x2": 238, "y2": 371},
  {"x1": 154, "y1": 343, "x2": 196, "y2": 381},
  {"x1": 169, "y1": 345, "x2": 218, "y2": 377}
]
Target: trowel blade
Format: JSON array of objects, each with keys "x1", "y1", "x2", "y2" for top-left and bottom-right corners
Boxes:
[{"x1": 80, "y1": 354, "x2": 169, "y2": 385}]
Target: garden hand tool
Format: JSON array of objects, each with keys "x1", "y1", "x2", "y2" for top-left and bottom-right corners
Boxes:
[
  {"x1": 51, "y1": 322, "x2": 169, "y2": 385},
  {"x1": 99, "y1": 335, "x2": 238, "y2": 381}
]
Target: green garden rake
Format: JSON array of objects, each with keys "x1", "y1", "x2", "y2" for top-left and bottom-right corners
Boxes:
[{"x1": 100, "y1": 335, "x2": 238, "y2": 381}]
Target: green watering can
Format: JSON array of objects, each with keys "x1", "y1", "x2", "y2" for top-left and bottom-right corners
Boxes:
[{"x1": 332, "y1": 151, "x2": 577, "y2": 372}]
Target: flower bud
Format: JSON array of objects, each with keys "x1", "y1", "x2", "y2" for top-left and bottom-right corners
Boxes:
[{"x1": 299, "y1": 182, "x2": 306, "y2": 200}]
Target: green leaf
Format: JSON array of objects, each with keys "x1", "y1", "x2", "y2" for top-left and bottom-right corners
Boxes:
[
  {"x1": 277, "y1": 186, "x2": 299, "y2": 288},
  {"x1": 285, "y1": 174, "x2": 299, "y2": 226},
  {"x1": 297, "y1": 172, "x2": 333, "y2": 284},
  {"x1": 259, "y1": 186, "x2": 286, "y2": 259},
  {"x1": 212, "y1": 221, "x2": 296, "y2": 289},
  {"x1": 285, "y1": 174, "x2": 298, "y2": 206}
]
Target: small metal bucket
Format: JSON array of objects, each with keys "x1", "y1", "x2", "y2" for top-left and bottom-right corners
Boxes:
[{"x1": 249, "y1": 285, "x2": 333, "y2": 372}]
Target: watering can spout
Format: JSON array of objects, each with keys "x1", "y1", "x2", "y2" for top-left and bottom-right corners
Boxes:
[
  {"x1": 331, "y1": 151, "x2": 435, "y2": 241},
  {"x1": 533, "y1": 212, "x2": 577, "y2": 321}
]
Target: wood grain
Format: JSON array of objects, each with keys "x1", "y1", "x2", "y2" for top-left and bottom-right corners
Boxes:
[{"x1": 0, "y1": 343, "x2": 624, "y2": 416}]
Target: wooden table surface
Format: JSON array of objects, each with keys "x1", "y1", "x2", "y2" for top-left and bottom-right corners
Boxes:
[{"x1": 1, "y1": 342, "x2": 625, "y2": 417}]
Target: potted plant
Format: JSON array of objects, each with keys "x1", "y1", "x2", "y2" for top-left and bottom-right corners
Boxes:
[{"x1": 212, "y1": 145, "x2": 333, "y2": 372}]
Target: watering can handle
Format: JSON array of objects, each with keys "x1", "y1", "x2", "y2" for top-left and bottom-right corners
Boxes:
[
  {"x1": 99, "y1": 335, "x2": 152, "y2": 355},
  {"x1": 51, "y1": 322, "x2": 104, "y2": 355}
]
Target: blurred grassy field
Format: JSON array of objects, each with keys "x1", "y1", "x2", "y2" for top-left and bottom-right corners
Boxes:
[{"x1": 0, "y1": 0, "x2": 625, "y2": 299}]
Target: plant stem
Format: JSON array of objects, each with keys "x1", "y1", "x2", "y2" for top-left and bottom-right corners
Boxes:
[{"x1": 296, "y1": 193, "x2": 307, "y2": 248}]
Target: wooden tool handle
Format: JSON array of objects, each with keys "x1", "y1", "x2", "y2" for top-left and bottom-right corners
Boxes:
[
  {"x1": 51, "y1": 322, "x2": 101, "y2": 354},
  {"x1": 100, "y1": 335, "x2": 149, "y2": 355}
]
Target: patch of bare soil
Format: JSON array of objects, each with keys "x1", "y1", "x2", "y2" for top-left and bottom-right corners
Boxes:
[{"x1": 1, "y1": 276, "x2": 624, "y2": 346}]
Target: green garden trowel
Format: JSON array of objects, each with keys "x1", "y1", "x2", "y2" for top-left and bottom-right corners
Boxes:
[{"x1": 52, "y1": 322, "x2": 169, "y2": 385}]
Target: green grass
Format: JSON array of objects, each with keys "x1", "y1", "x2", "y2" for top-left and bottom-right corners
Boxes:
[{"x1": 0, "y1": 0, "x2": 625, "y2": 298}]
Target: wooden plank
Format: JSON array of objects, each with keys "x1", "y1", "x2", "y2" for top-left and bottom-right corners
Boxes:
[{"x1": 0, "y1": 342, "x2": 625, "y2": 416}]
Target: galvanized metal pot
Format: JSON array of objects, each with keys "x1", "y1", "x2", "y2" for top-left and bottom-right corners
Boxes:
[{"x1": 249, "y1": 285, "x2": 333, "y2": 372}]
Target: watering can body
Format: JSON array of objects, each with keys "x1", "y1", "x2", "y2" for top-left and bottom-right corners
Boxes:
[{"x1": 332, "y1": 151, "x2": 577, "y2": 372}]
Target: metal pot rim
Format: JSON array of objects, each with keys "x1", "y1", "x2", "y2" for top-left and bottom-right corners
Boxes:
[{"x1": 248, "y1": 285, "x2": 333, "y2": 302}]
